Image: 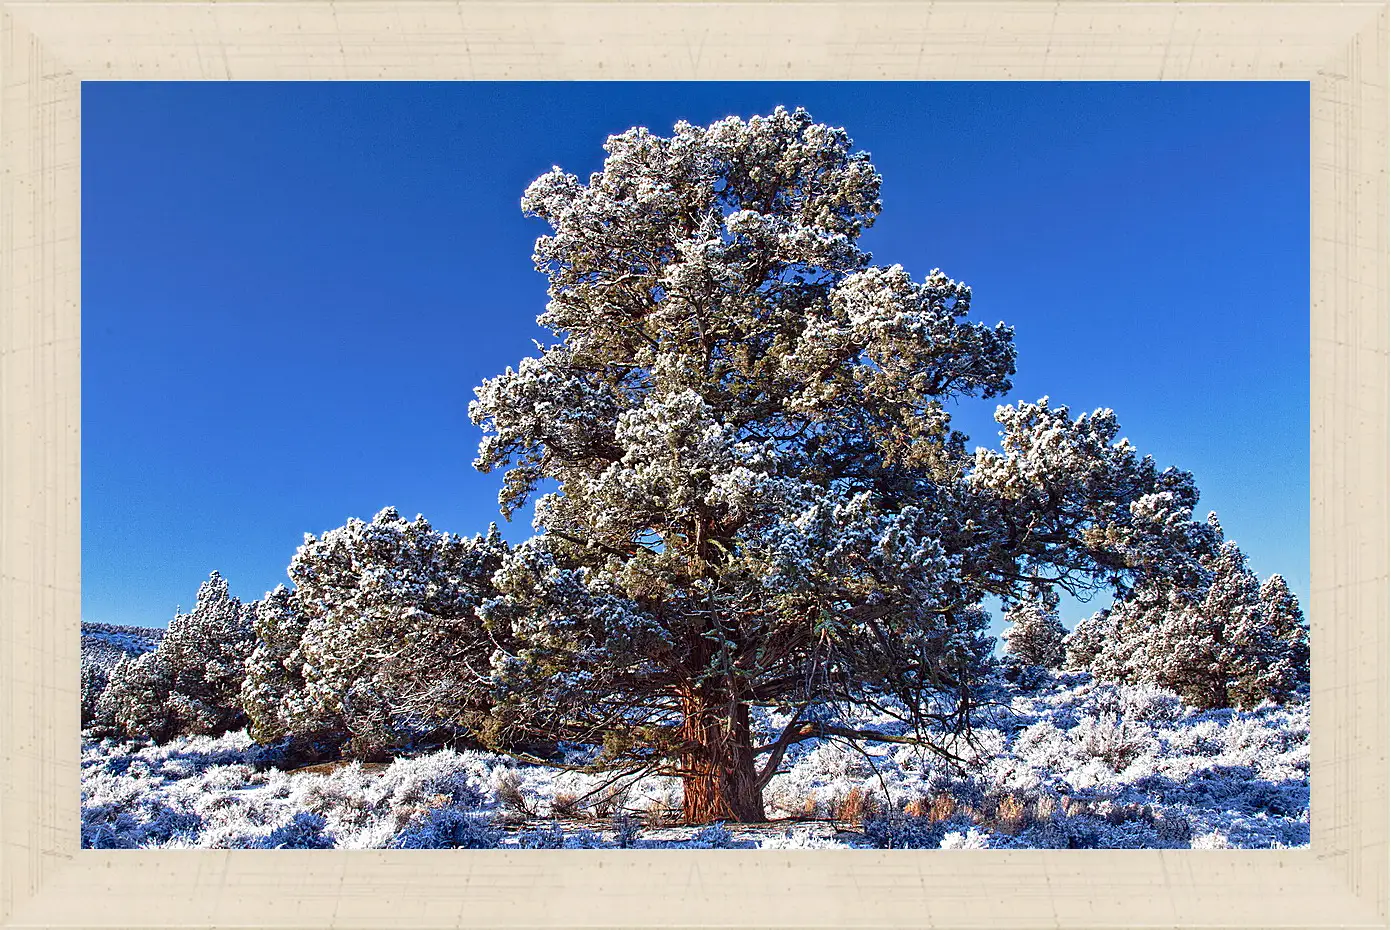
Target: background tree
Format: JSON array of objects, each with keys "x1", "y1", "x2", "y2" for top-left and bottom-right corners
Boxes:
[
  {"x1": 246, "y1": 508, "x2": 510, "y2": 759},
  {"x1": 1063, "y1": 608, "x2": 1113, "y2": 672},
  {"x1": 81, "y1": 658, "x2": 112, "y2": 729},
  {"x1": 101, "y1": 572, "x2": 254, "y2": 740},
  {"x1": 1081, "y1": 515, "x2": 1310, "y2": 709},
  {"x1": 1001, "y1": 587, "x2": 1067, "y2": 669},
  {"x1": 470, "y1": 108, "x2": 1216, "y2": 822}
]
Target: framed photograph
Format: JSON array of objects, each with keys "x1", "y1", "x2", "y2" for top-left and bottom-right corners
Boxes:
[{"x1": 2, "y1": 2, "x2": 1385, "y2": 928}]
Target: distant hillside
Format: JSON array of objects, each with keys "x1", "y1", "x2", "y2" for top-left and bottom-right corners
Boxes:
[{"x1": 82, "y1": 622, "x2": 163, "y2": 671}]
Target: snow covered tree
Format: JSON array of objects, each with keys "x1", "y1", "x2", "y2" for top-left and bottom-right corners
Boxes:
[
  {"x1": 1251, "y1": 573, "x2": 1311, "y2": 703},
  {"x1": 1063, "y1": 608, "x2": 1114, "y2": 672},
  {"x1": 100, "y1": 650, "x2": 175, "y2": 740},
  {"x1": 1001, "y1": 587, "x2": 1067, "y2": 669},
  {"x1": 248, "y1": 508, "x2": 510, "y2": 759},
  {"x1": 1081, "y1": 516, "x2": 1309, "y2": 709},
  {"x1": 80, "y1": 658, "x2": 111, "y2": 728},
  {"x1": 469, "y1": 108, "x2": 1221, "y2": 822},
  {"x1": 160, "y1": 571, "x2": 256, "y2": 735},
  {"x1": 102, "y1": 572, "x2": 255, "y2": 741},
  {"x1": 239, "y1": 584, "x2": 322, "y2": 750}
]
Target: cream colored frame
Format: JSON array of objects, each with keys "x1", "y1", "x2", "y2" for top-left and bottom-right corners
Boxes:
[{"x1": 1, "y1": 2, "x2": 1385, "y2": 928}]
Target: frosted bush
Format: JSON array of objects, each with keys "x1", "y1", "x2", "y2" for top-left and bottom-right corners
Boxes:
[
  {"x1": 687, "y1": 823, "x2": 740, "y2": 849},
  {"x1": 865, "y1": 811, "x2": 966, "y2": 849},
  {"x1": 760, "y1": 828, "x2": 840, "y2": 850},
  {"x1": 939, "y1": 827, "x2": 991, "y2": 849},
  {"x1": 205, "y1": 811, "x2": 334, "y2": 849},
  {"x1": 390, "y1": 809, "x2": 502, "y2": 849},
  {"x1": 517, "y1": 824, "x2": 567, "y2": 849},
  {"x1": 612, "y1": 813, "x2": 642, "y2": 849},
  {"x1": 1120, "y1": 687, "x2": 1185, "y2": 725},
  {"x1": 1073, "y1": 714, "x2": 1158, "y2": 774}
]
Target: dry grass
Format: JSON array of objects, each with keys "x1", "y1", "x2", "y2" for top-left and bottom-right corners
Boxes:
[
  {"x1": 903, "y1": 792, "x2": 957, "y2": 823},
  {"x1": 495, "y1": 770, "x2": 533, "y2": 817},
  {"x1": 835, "y1": 787, "x2": 882, "y2": 825},
  {"x1": 642, "y1": 803, "x2": 677, "y2": 828}
]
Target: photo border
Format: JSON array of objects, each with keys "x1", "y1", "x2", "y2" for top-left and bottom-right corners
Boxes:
[{"x1": 0, "y1": 2, "x2": 1385, "y2": 927}]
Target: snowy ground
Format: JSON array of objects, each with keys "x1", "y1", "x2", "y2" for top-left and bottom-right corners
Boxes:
[{"x1": 81, "y1": 672, "x2": 1308, "y2": 850}]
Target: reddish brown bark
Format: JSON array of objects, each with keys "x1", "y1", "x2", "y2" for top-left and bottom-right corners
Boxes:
[{"x1": 679, "y1": 691, "x2": 766, "y2": 823}]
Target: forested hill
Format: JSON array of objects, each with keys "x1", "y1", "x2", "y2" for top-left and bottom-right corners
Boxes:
[{"x1": 82, "y1": 621, "x2": 163, "y2": 669}]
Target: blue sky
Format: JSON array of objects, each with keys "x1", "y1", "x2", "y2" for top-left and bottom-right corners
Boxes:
[{"x1": 82, "y1": 82, "x2": 1310, "y2": 632}]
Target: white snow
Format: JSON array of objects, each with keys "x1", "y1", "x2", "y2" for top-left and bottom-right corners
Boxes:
[{"x1": 81, "y1": 671, "x2": 1308, "y2": 850}]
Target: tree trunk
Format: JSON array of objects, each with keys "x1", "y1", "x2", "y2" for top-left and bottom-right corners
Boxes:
[{"x1": 680, "y1": 690, "x2": 766, "y2": 823}]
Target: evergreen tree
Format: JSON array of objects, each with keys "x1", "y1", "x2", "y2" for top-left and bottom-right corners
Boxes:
[
  {"x1": 160, "y1": 571, "x2": 256, "y2": 735},
  {"x1": 102, "y1": 649, "x2": 176, "y2": 741},
  {"x1": 1001, "y1": 587, "x2": 1067, "y2": 669},
  {"x1": 1084, "y1": 517, "x2": 1309, "y2": 709},
  {"x1": 1063, "y1": 609, "x2": 1114, "y2": 672},
  {"x1": 100, "y1": 572, "x2": 254, "y2": 741},
  {"x1": 240, "y1": 585, "x2": 318, "y2": 748},
  {"x1": 248, "y1": 508, "x2": 510, "y2": 759},
  {"x1": 469, "y1": 108, "x2": 1220, "y2": 821},
  {"x1": 80, "y1": 658, "x2": 112, "y2": 729}
]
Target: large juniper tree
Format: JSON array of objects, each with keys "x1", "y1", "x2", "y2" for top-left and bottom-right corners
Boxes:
[{"x1": 470, "y1": 108, "x2": 1230, "y2": 822}]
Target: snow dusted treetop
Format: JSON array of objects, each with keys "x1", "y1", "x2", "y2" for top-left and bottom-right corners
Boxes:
[{"x1": 469, "y1": 109, "x2": 1231, "y2": 823}]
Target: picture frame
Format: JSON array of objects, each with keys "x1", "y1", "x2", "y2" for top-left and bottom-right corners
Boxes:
[{"x1": 1, "y1": 1, "x2": 1384, "y2": 927}]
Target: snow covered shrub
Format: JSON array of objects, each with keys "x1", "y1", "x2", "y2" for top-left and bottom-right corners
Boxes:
[
  {"x1": 612, "y1": 812, "x2": 642, "y2": 849},
  {"x1": 245, "y1": 508, "x2": 510, "y2": 758},
  {"x1": 1001, "y1": 588, "x2": 1066, "y2": 669},
  {"x1": 1073, "y1": 714, "x2": 1157, "y2": 773},
  {"x1": 390, "y1": 808, "x2": 502, "y2": 849},
  {"x1": 518, "y1": 824, "x2": 567, "y2": 848},
  {"x1": 688, "y1": 822, "x2": 738, "y2": 849},
  {"x1": 1118, "y1": 686, "x2": 1185, "y2": 726},
  {"x1": 207, "y1": 811, "x2": 335, "y2": 849},
  {"x1": 377, "y1": 751, "x2": 492, "y2": 813},
  {"x1": 938, "y1": 826, "x2": 991, "y2": 849},
  {"x1": 862, "y1": 810, "x2": 972, "y2": 849},
  {"x1": 760, "y1": 828, "x2": 841, "y2": 850},
  {"x1": 563, "y1": 829, "x2": 605, "y2": 849}
]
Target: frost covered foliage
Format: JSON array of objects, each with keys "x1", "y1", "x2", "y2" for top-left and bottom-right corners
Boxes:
[
  {"x1": 82, "y1": 624, "x2": 162, "y2": 730},
  {"x1": 1077, "y1": 516, "x2": 1309, "y2": 710},
  {"x1": 467, "y1": 108, "x2": 1239, "y2": 824},
  {"x1": 240, "y1": 508, "x2": 510, "y2": 760},
  {"x1": 80, "y1": 671, "x2": 1308, "y2": 849},
  {"x1": 97, "y1": 573, "x2": 253, "y2": 742},
  {"x1": 1001, "y1": 587, "x2": 1067, "y2": 670},
  {"x1": 81, "y1": 659, "x2": 112, "y2": 728}
]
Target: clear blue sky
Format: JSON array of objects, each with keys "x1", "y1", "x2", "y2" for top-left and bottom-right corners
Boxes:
[{"x1": 82, "y1": 82, "x2": 1310, "y2": 632}]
